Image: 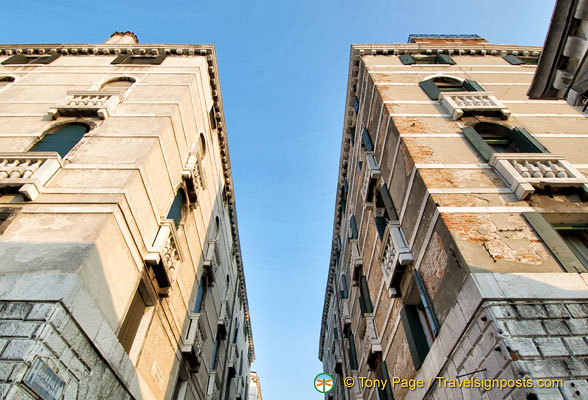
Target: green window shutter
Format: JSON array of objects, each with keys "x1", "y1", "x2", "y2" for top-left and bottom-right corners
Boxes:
[
  {"x1": 399, "y1": 54, "x2": 415, "y2": 65},
  {"x1": 341, "y1": 274, "x2": 349, "y2": 299},
  {"x1": 461, "y1": 126, "x2": 494, "y2": 162},
  {"x1": 414, "y1": 270, "x2": 440, "y2": 337},
  {"x1": 377, "y1": 362, "x2": 395, "y2": 400},
  {"x1": 435, "y1": 54, "x2": 456, "y2": 65},
  {"x1": 350, "y1": 215, "x2": 358, "y2": 239},
  {"x1": 348, "y1": 333, "x2": 359, "y2": 370},
  {"x1": 503, "y1": 54, "x2": 523, "y2": 65},
  {"x1": 523, "y1": 212, "x2": 588, "y2": 273},
  {"x1": 30, "y1": 52, "x2": 60, "y2": 65},
  {"x1": 374, "y1": 216, "x2": 387, "y2": 241},
  {"x1": 418, "y1": 79, "x2": 441, "y2": 100},
  {"x1": 400, "y1": 305, "x2": 430, "y2": 370},
  {"x1": 111, "y1": 54, "x2": 131, "y2": 64},
  {"x1": 150, "y1": 54, "x2": 167, "y2": 65},
  {"x1": 509, "y1": 127, "x2": 550, "y2": 153},
  {"x1": 359, "y1": 276, "x2": 373, "y2": 314},
  {"x1": 362, "y1": 128, "x2": 374, "y2": 151},
  {"x1": 2, "y1": 54, "x2": 28, "y2": 65},
  {"x1": 462, "y1": 79, "x2": 485, "y2": 92},
  {"x1": 379, "y1": 184, "x2": 399, "y2": 220}
]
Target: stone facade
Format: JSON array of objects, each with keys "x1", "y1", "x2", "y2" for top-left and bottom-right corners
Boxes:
[
  {"x1": 0, "y1": 33, "x2": 254, "y2": 399},
  {"x1": 319, "y1": 35, "x2": 588, "y2": 400}
]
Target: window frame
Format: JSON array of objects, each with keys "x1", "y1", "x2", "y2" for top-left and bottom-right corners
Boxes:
[
  {"x1": 419, "y1": 76, "x2": 484, "y2": 100},
  {"x1": 400, "y1": 53, "x2": 456, "y2": 65},
  {"x1": 30, "y1": 122, "x2": 91, "y2": 158},
  {"x1": 111, "y1": 53, "x2": 167, "y2": 65}
]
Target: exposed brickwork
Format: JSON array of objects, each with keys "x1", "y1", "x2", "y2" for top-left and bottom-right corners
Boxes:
[
  {"x1": 419, "y1": 168, "x2": 507, "y2": 189},
  {"x1": 0, "y1": 301, "x2": 131, "y2": 400},
  {"x1": 428, "y1": 300, "x2": 588, "y2": 399},
  {"x1": 419, "y1": 231, "x2": 448, "y2": 298}
]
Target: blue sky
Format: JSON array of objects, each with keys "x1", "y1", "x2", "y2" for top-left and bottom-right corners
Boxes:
[{"x1": 2, "y1": 0, "x2": 557, "y2": 398}]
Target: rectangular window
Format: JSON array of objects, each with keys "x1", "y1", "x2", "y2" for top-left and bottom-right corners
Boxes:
[
  {"x1": 118, "y1": 288, "x2": 147, "y2": 353},
  {"x1": 523, "y1": 212, "x2": 588, "y2": 273},
  {"x1": 461, "y1": 126, "x2": 548, "y2": 162},
  {"x1": 362, "y1": 128, "x2": 374, "y2": 151},
  {"x1": 348, "y1": 333, "x2": 358, "y2": 370},
  {"x1": 359, "y1": 275, "x2": 373, "y2": 315},
  {"x1": 503, "y1": 54, "x2": 539, "y2": 65},
  {"x1": 350, "y1": 215, "x2": 358, "y2": 240},
  {"x1": 377, "y1": 362, "x2": 395, "y2": 400},
  {"x1": 111, "y1": 54, "x2": 167, "y2": 65},
  {"x1": 340, "y1": 274, "x2": 349, "y2": 299},
  {"x1": 400, "y1": 271, "x2": 440, "y2": 370},
  {"x1": 400, "y1": 53, "x2": 455, "y2": 65}
]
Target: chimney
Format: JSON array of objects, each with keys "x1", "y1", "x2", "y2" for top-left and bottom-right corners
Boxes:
[{"x1": 104, "y1": 31, "x2": 139, "y2": 45}]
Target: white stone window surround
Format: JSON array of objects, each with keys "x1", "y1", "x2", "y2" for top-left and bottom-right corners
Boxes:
[{"x1": 490, "y1": 153, "x2": 588, "y2": 200}]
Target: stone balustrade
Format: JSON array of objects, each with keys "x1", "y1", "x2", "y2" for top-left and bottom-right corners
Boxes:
[
  {"x1": 48, "y1": 90, "x2": 123, "y2": 120},
  {"x1": 361, "y1": 151, "x2": 381, "y2": 204},
  {"x1": 349, "y1": 239, "x2": 363, "y2": 284},
  {"x1": 439, "y1": 91, "x2": 510, "y2": 120},
  {"x1": 181, "y1": 313, "x2": 205, "y2": 372},
  {"x1": 182, "y1": 152, "x2": 206, "y2": 204},
  {"x1": 341, "y1": 298, "x2": 352, "y2": 335},
  {"x1": 360, "y1": 313, "x2": 383, "y2": 370},
  {"x1": 380, "y1": 221, "x2": 413, "y2": 297},
  {"x1": 206, "y1": 371, "x2": 219, "y2": 399},
  {"x1": 0, "y1": 153, "x2": 63, "y2": 200},
  {"x1": 490, "y1": 153, "x2": 588, "y2": 199},
  {"x1": 145, "y1": 220, "x2": 182, "y2": 296},
  {"x1": 203, "y1": 239, "x2": 218, "y2": 285}
]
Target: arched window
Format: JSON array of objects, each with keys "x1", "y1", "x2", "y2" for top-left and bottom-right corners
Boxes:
[
  {"x1": 193, "y1": 276, "x2": 207, "y2": 314},
  {"x1": 30, "y1": 123, "x2": 90, "y2": 158},
  {"x1": 0, "y1": 76, "x2": 15, "y2": 89},
  {"x1": 199, "y1": 133, "x2": 207, "y2": 157},
  {"x1": 101, "y1": 76, "x2": 135, "y2": 91},
  {"x1": 419, "y1": 76, "x2": 484, "y2": 100},
  {"x1": 166, "y1": 189, "x2": 186, "y2": 227}
]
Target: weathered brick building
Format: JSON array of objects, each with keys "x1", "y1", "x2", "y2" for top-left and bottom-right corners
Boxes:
[
  {"x1": 319, "y1": 34, "x2": 588, "y2": 399},
  {"x1": 0, "y1": 32, "x2": 254, "y2": 399}
]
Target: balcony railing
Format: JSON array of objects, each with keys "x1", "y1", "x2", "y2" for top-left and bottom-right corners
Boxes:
[
  {"x1": 490, "y1": 153, "x2": 588, "y2": 200},
  {"x1": 182, "y1": 152, "x2": 206, "y2": 204},
  {"x1": 48, "y1": 90, "x2": 123, "y2": 120},
  {"x1": 361, "y1": 151, "x2": 381, "y2": 205},
  {"x1": 203, "y1": 239, "x2": 218, "y2": 285},
  {"x1": 349, "y1": 239, "x2": 363, "y2": 285},
  {"x1": 227, "y1": 343, "x2": 238, "y2": 375},
  {"x1": 439, "y1": 91, "x2": 510, "y2": 120},
  {"x1": 0, "y1": 153, "x2": 63, "y2": 201},
  {"x1": 180, "y1": 313, "x2": 205, "y2": 372},
  {"x1": 206, "y1": 371, "x2": 219, "y2": 399},
  {"x1": 145, "y1": 220, "x2": 183, "y2": 296},
  {"x1": 341, "y1": 298, "x2": 352, "y2": 336},
  {"x1": 217, "y1": 299, "x2": 229, "y2": 339},
  {"x1": 360, "y1": 313, "x2": 382, "y2": 370},
  {"x1": 380, "y1": 221, "x2": 413, "y2": 297}
]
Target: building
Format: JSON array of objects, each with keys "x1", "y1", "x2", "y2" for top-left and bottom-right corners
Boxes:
[
  {"x1": 529, "y1": 0, "x2": 588, "y2": 107},
  {"x1": 0, "y1": 32, "x2": 254, "y2": 400},
  {"x1": 319, "y1": 34, "x2": 588, "y2": 400},
  {"x1": 248, "y1": 371, "x2": 262, "y2": 400}
]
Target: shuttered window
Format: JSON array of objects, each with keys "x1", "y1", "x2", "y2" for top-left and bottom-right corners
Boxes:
[
  {"x1": 112, "y1": 54, "x2": 167, "y2": 65},
  {"x1": 359, "y1": 275, "x2": 373, "y2": 315},
  {"x1": 503, "y1": 54, "x2": 539, "y2": 65},
  {"x1": 379, "y1": 184, "x2": 399, "y2": 220},
  {"x1": 399, "y1": 54, "x2": 455, "y2": 65},
  {"x1": 419, "y1": 77, "x2": 484, "y2": 100},
  {"x1": 523, "y1": 213, "x2": 588, "y2": 273},
  {"x1": 340, "y1": 274, "x2": 349, "y2": 299},
  {"x1": 350, "y1": 215, "x2": 358, "y2": 240},
  {"x1": 2, "y1": 53, "x2": 60, "y2": 65},
  {"x1": 348, "y1": 333, "x2": 359, "y2": 370},
  {"x1": 377, "y1": 362, "x2": 395, "y2": 400},
  {"x1": 118, "y1": 288, "x2": 147, "y2": 353},
  {"x1": 362, "y1": 128, "x2": 374, "y2": 151},
  {"x1": 31, "y1": 123, "x2": 89, "y2": 158},
  {"x1": 400, "y1": 304, "x2": 430, "y2": 370}
]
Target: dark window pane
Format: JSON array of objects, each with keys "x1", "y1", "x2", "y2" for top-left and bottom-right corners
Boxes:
[
  {"x1": 31, "y1": 124, "x2": 89, "y2": 158},
  {"x1": 167, "y1": 190, "x2": 185, "y2": 227},
  {"x1": 118, "y1": 289, "x2": 146, "y2": 353}
]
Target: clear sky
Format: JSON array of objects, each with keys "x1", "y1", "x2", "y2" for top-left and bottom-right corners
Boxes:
[{"x1": 2, "y1": 0, "x2": 557, "y2": 398}]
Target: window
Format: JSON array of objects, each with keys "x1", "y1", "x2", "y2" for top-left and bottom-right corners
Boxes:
[
  {"x1": 349, "y1": 215, "x2": 358, "y2": 240},
  {"x1": 400, "y1": 270, "x2": 440, "y2": 370},
  {"x1": 0, "y1": 208, "x2": 17, "y2": 235},
  {"x1": 377, "y1": 362, "x2": 395, "y2": 400},
  {"x1": 30, "y1": 123, "x2": 90, "y2": 158},
  {"x1": 111, "y1": 54, "x2": 167, "y2": 65},
  {"x1": 503, "y1": 54, "x2": 539, "y2": 65},
  {"x1": 523, "y1": 212, "x2": 588, "y2": 273},
  {"x1": 2, "y1": 52, "x2": 59, "y2": 65},
  {"x1": 359, "y1": 275, "x2": 373, "y2": 315},
  {"x1": 0, "y1": 76, "x2": 15, "y2": 88},
  {"x1": 374, "y1": 184, "x2": 399, "y2": 240},
  {"x1": 167, "y1": 189, "x2": 186, "y2": 227},
  {"x1": 193, "y1": 276, "x2": 207, "y2": 313},
  {"x1": 461, "y1": 123, "x2": 549, "y2": 162},
  {"x1": 419, "y1": 76, "x2": 484, "y2": 100},
  {"x1": 399, "y1": 53, "x2": 455, "y2": 65},
  {"x1": 101, "y1": 76, "x2": 135, "y2": 91},
  {"x1": 211, "y1": 335, "x2": 221, "y2": 370},
  {"x1": 118, "y1": 281, "x2": 154, "y2": 355},
  {"x1": 348, "y1": 332, "x2": 359, "y2": 370},
  {"x1": 199, "y1": 133, "x2": 207, "y2": 157},
  {"x1": 340, "y1": 274, "x2": 349, "y2": 299},
  {"x1": 362, "y1": 128, "x2": 374, "y2": 151},
  {"x1": 171, "y1": 369, "x2": 189, "y2": 400}
]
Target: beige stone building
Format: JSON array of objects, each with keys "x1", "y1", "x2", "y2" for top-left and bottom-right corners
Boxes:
[
  {"x1": 247, "y1": 371, "x2": 262, "y2": 400},
  {"x1": 319, "y1": 34, "x2": 588, "y2": 399},
  {"x1": 0, "y1": 32, "x2": 254, "y2": 400}
]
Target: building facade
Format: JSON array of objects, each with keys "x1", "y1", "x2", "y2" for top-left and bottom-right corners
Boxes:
[
  {"x1": 0, "y1": 32, "x2": 254, "y2": 400},
  {"x1": 247, "y1": 371, "x2": 262, "y2": 400},
  {"x1": 319, "y1": 35, "x2": 588, "y2": 400}
]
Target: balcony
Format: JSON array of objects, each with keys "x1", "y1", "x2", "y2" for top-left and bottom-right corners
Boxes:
[
  {"x1": 48, "y1": 90, "x2": 123, "y2": 120},
  {"x1": 380, "y1": 221, "x2": 413, "y2": 297},
  {"x1": 359, "y1": 313, "x2": 382, "y2": 370},
  {"x1": 350, "y1": 370, "x2": 364, "y2": 399},
  {"x1": 0, "y1": 153, "x2": 63, "y2": 201},
  {"x1": 206, "y1": 371, "x2": 219, "y2": 400},
  {"x1": 349, "y1": 239, "x2": 363, "y2": 285},
  {"x1": 180, "y1": 313, "x2": 205, "y2": 372},
  {"x1": 341, "y1": 298, "x2": 352, "y2": 337},
  {"x1": 361, "y1": 151, "x2": 381, "y2": 205},
  {"x1": 227, "y1": 343, "x2": 238, "y2": 377},
  {"x1": 490, "y1": 153, "x2": 588, "y2": 200},
  {"x1": 439, "y1": 91, "x2": 510, "y2": 120},
  {"x1": 203, "y1": 239, "x2": 218, "y2": 285},
  {"x1": 217, "y1": 300, "x2": 229, "y2": 339},
  {"x1": 145, "y1": 220, "x2": 183, "y2": 296},
  {"x1": 182, "y1": 152, "x2": 206, "y2": 204}
]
